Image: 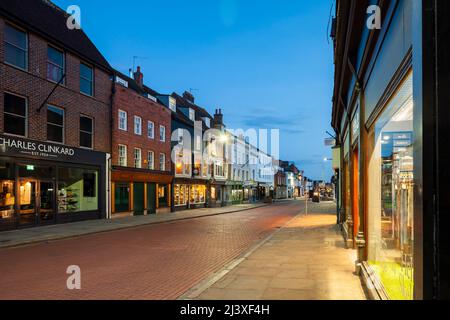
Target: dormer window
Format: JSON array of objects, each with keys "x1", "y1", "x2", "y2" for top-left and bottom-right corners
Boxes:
[
  {"x1": 189, "y1": 108, "x2": 195, "y2": 121},
  {"x1": 116, "y1": 76, "x2": 129, "y2": 87},
  {"x1": 169, "y1": 97, "x2": 176, "y2": 112},
  {"x1": 203, "y1": 117, "x2": 211, "y2": 128}
]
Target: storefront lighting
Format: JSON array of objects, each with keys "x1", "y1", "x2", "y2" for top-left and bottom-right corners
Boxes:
[{"x1": 26, "y1": 165, "x2": 35, "y2": 171}]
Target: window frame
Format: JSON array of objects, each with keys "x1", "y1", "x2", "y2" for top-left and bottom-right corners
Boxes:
[
  {"x1": 159, "y1": 153, "x2": 166, "y2": 171},
  {"x1": 118, "y1": 109, "x2": 127, "y2": 131},
  {"x1": 46, "y1": 104, "x2": 65, "y2": 144},
  {"x1": 4, "y1": 23, "x2": 28, "y2": 71},
  {"x1": 47, "y1": 45, "x2": 65, "y2": 84},
  {"x1": 79, "y1": 114, "x2": 94, "y2": 149},
  {"x1": 3, "y1": 91, "x2": 28, "y2": 137},
  {"x1": 159, "y1": 125, "x2": 166, "y2": 142},
  {"x1": 118, "y1": 144, "x2": 127, "y2": 167},
  {"x1": 147, "y1": 121, "x2": 155, "y2": 139},
  {"x1": 134, "y1": 116, "x2": 142, "y2": 136},
  {"x1": 134, "y1": 148, "x2": 142, "y2": 169},
  {"x1": 147, "y1": 151, "x2": 155, "y2": 170},
  {"x1": 80, "y1": 62, "x2": 94, "y2": 96}
]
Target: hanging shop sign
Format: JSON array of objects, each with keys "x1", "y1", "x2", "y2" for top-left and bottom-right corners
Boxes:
[{"x1": 0, "y1": 135, "x2": 105, "y2": 165}]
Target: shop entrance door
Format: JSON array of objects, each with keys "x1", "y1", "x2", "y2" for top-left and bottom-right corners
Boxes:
[
  {"x1": 147, "y1": 183, "x2": 156, "y2": 215},
  {"x1": 39, "y1": 181, "x2": 56, "y2": 225},
  {"x1": 18, "y1": 179, "x2": 37, "y2": 227},
  {"x1": 133, "y1": 183, "x2": 144, "y2": 216}
]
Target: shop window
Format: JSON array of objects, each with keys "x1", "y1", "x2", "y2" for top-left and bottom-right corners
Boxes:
[
  {"x1": 189, "y1": 185, "x2": 206, "y2": 204},
  {"x1": 0, "y1": 160, "x2": 15, "y2": 220},
  {"x1": 47, "y1": 105, "x2": 64, "y2": 143},
  {"x1": 80, "y1": 115, "x2": 93, "y2": 149},
  {"x1": 174, "y1": 184, "x2": 188, "y2": 206},
  {"x1": 47, "y1": 46, "x2": 64, "y2": 83},
  {"x1": 118, "y1": 145, "x2": 127, "y2": 167},
  {"x1": 4, "y1": 93, "x2": 27, "y2": 137},
  {"x1": 367, "y1": 72, "x2": 414, "y2": 300},
  {"x1": 114, "y1": 183, "x2": 129, "y2": 213},
  {"x1": 80, "y1": 63, "x2": 93, "y2": 96},
  {"x1": 58, "y1": 167, "x2": 99, "y2": 213},
  {"x1": 4, "y1": 24, "x2": 27, "y2": 70}
]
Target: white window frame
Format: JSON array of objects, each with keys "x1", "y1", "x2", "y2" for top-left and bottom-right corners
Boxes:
[
  {"x1": 147, "y1": 151, "x2": 154, "y2": 170},
  {"x1": 148, "y1": 121, "x2": 155, "y2": 139},
  {"x1": 118, "y1": 110, "x2": 127, "y2": 131},
  {"x1": 134, "y1": 148, "x2": 142, "y2": 169},
  {"x1": 159, "y1": 125, "x2": 166, "y2": 142},
  {"x1": 118, "y1": 144, "x2": 127, "y2": 167},
  {"x1": 159, "y1": 153, "x2": 166, "y2": 171},
  {"x1": 169, "y1": 97, "x2": 176, "y2": 112},
  {"x1": 189, "y1": 108, "x2": 195, "y2": 121},
  {"x1": 134, "y1": 116, "x2": 142, "y2": 135}
]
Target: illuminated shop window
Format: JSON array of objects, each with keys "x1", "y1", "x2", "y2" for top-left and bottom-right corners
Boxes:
[{"x1": 367, "y1": 72, "x2": 414, "y2": 300}]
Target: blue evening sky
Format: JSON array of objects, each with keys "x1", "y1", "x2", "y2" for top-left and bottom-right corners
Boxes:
[{"x1": 54, "y1": 0, "x2": 335, "y2": 180}]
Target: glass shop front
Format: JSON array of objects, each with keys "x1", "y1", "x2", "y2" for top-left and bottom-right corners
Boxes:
[
  {"x1": 173, "y1": 184, "x2": 206, "y2": 207},
  {"x1": 0, "y1": 136, "x2": 106, "y2": 231},
  {"x1": 367, "y1": 72, "x2": 414, "y2": 300}
]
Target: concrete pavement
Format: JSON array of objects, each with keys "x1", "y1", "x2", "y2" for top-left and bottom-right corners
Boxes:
[
  {"x1": 0, "y1": 203, "x2": 268, "y2": 249},
  {"x1": 184, "y1": 201, "x2": 367, "y2": 300}
]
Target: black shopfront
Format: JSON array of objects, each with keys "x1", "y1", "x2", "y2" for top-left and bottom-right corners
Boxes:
[{"x1": 0, "y1": 135, "x2": 107, "y2": 231}]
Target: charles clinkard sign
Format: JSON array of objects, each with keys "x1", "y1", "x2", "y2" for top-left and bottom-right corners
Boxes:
[{"x1": 0, "y1": 135, "x2": 75, "y2": 160}]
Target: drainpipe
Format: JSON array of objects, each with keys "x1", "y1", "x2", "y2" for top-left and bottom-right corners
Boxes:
[{"x1": 108, "y1": 77, "x2": 116, "y2": 219}]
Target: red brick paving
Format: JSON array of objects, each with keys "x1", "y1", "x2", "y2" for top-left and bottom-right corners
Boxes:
[{"x1": 0, "y1": 201, "x2": 302, "y2": 300}]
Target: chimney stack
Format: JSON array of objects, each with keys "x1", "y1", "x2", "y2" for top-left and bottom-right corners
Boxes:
[
  {"x1": 213, "y1": 108, "x2": 224, "y2": 129},
  {"x1": 133, "y1": 66, "x2": 144, "y2": 87},
  {"x1": 183, "y1": 91, "x2": 195, "y2": 103}
]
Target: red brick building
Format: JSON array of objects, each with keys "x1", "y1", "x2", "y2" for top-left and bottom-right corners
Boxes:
[
  {"x1": 0, "y1": 0, "x2": 112, "y2": 231},
  {"x1": 111, "y1": 68, "x2": 172, "y2": 216}
]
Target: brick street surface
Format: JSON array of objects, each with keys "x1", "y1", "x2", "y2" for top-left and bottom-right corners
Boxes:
[
  {"x1": 0, "y1": 203, "x2": 268, "y2": 249},
  {"x1": 190, "y1": 201, "x2": 367, "y2": 300},
  {"x1": 0, "y1": 201, "x2": 303, "y2": 300}
]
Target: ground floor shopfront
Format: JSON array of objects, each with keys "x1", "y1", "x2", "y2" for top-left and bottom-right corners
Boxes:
[
  {"x1": 333, "y1": 0, "x2": 450, "y2": 300},
  {"x1": 173, "y1": 178, "x2": 207, "y2": 211},
  {"x1": 112, "y1": 168, "x2": 172, "y2": 217},
  {"x1": 0, "y1": 135, "x2": 108, "y2": 231}
]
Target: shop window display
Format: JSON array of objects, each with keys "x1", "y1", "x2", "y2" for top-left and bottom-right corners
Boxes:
[
  {"x1": 0, "y1": 160, "x2": 15, "y2": 220},
  {"x1": 189, "y1": 185, "x2": 206, "y2": 204},
  {"x1": 174, "y1": 184, "x2": 188, "y2": 206},
  {"x1": 58, "y1": 167, "x2": 98, "y2": 213},
  {"x1": 367, "y1": 73, "x2": 414, "y2": 300}
]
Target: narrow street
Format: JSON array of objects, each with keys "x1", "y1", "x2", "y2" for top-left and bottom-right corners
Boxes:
[{"x1": 0, "y1": 201, "x2": 305, "y2": 300}]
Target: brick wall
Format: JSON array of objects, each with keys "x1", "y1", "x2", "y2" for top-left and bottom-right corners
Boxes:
[
  {"x1": 112, "y1": 84, "x2": 172, "y2": 172},
  {"x1": 0, "y1": 17, "x2": 111, "y2": 153}
]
